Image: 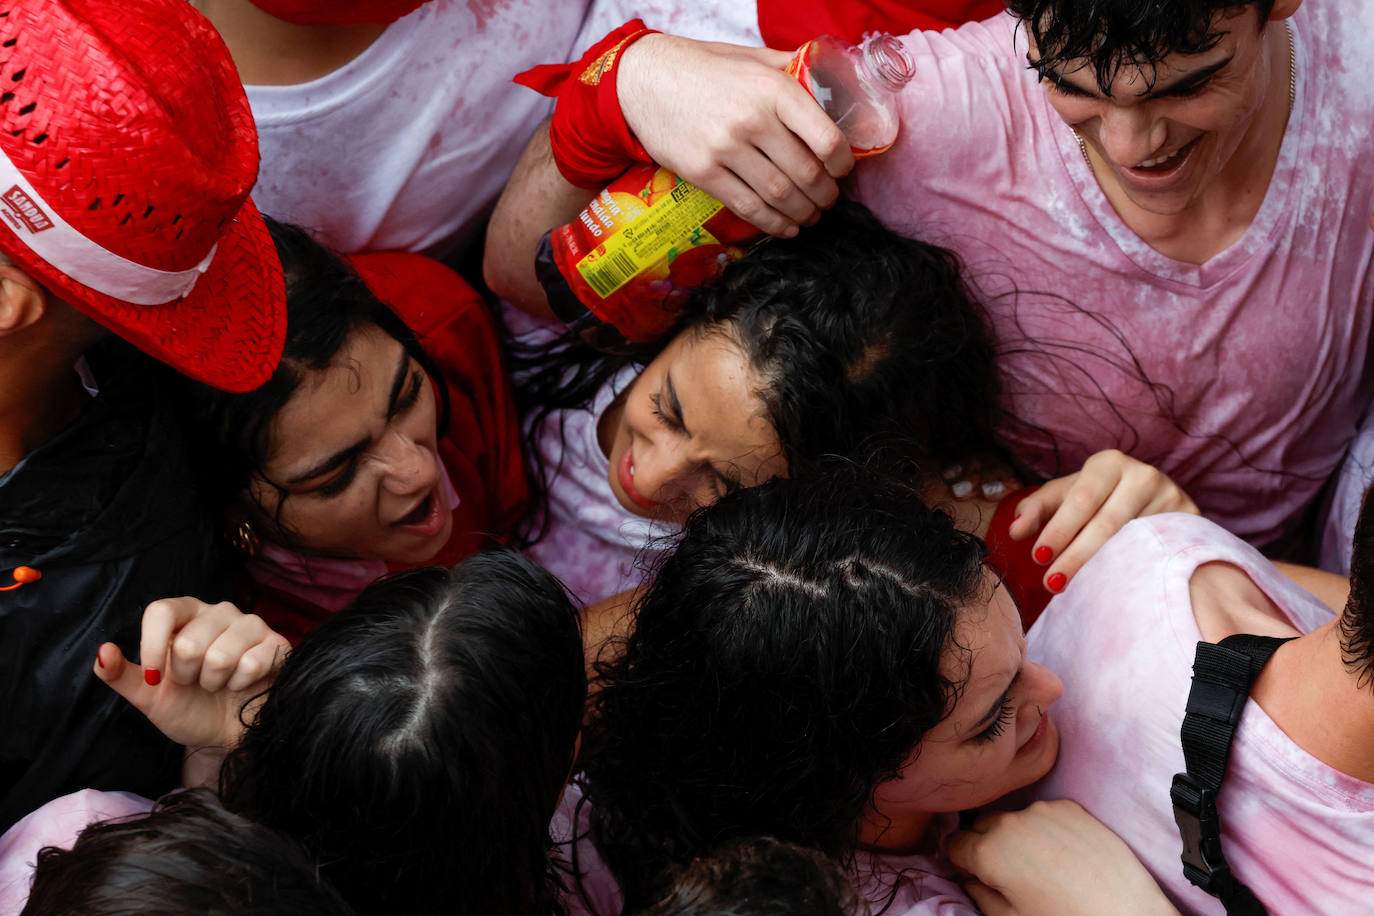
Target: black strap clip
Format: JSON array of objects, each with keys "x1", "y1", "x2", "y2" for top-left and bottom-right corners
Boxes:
[
  {"x1": 1171, "y1": 634, "x2": 1291, "y2": 916},
  {"x1": 1170, "y1": 772, "x2": 1234, "y2": 898}
]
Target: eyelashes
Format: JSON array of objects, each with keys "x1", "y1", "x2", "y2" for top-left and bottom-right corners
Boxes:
[
  {"x1": 647, "y1": 392, "x2": 737, "y2": 497},
  {"x1": 316, "y1": 369, "x2": 426, "y2": 499},
  {"x1": 317, "y1": 461, "x2": 357, "y2": 498},
  {"x1": 975, "y1": 700, "x2": 1015, "y2": 744},
  {"x1": 395, "y1": 368, "x2": 424, "y2": 414},
  {"x1": 1038, "y1": 71, "x2": 1090, "y2": 98},
  {"x1": 1037, "y1": 69, "x2": 1211, "y2": 100},
  {"x1": 649, "y1": 391, "x2": 682, "y2": 432}
]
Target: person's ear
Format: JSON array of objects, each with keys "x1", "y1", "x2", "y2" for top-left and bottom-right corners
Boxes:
[
  {"x1": 0, "y1": 260, "x2": 48, "y2": 336},
  {"x1": 1268, "y1": 0, "x2": 1302, "y2": 23}
]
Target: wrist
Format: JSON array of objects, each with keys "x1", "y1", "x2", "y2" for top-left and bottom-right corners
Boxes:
[
  {"x1": 514, "y1": 19, "x2": 659, "y2": 189},
  {"x1": 614, "y1": 33, "x2": 666, "y2": 142}
]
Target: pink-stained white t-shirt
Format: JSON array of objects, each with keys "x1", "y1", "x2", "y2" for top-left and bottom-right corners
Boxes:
[
  {"x1": 852, "y1": 8, "x2": 1374, "y2": 548},
  {"x1": 1029, "y1": 514, "x2": 1374, "y2": 914},
  {"x1": 246, "y1": 0, "x2": 764, "y2": 260},
  {"x1": 572, "y1": 0, "x2": 761, "y2": 47},
  {"x1": 504, "y1": 305, "x2": 677, "y2": 606},
  {"x1": 246, "y1": 0, "x2": 590, "y2": 257},
  {"x1": 553, "y1": 782, "x2": 977, "y2": 916},
  {"x1": 0, "y1": 790, "x2": 153, "y2": 914},
  {"x1": 520, "y1": 361, "x2": 676, "y2": 606}
]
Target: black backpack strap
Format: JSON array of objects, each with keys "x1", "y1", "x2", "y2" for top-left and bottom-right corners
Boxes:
[{"x1": 1172, "y1": 634, "x2": 1292, "y2": 916}]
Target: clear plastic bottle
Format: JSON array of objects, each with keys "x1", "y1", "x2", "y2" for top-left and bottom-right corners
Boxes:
[
  {"x1": 785, "y1": 33, "x2": 915, "y2": 157},
  {"x1": 539, "y1": 34, "x2": 916, "y2": 350}
]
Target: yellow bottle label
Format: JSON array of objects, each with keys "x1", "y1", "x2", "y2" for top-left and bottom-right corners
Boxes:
[{"x1": 575, "y1": 178, "x2": 724, "y2": 300}]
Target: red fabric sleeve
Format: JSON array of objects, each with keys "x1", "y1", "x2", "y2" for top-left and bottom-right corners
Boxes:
[
  {"x1": 348, "y1": 252, "x2": 531, "y2": 574},
  {"x1": 757, "y1": 0, "x2": 1004, "y2": 50},
  {"x1": 982, "y1": 485, "x2": 1054, "y2": 629},
  {"x1": 514, "y1": 19, "x2": 659, "y2": 189}
]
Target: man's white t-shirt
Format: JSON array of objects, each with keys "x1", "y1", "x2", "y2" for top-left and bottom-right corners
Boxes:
[{"x1": 854, "y1": 8, "x2": 1374, "y2": 548}]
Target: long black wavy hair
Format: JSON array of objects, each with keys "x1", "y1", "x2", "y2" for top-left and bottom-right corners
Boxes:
[
  {"x1": 218, "y1": 550, "x2": 586, "y2": 915},
  {"x1": 579, "y1": 466, "x2": 988, "y2": 911},
  {"x1": 23, "y1": 789, "x2": 354, "y2": 915},
  {"x1": 1010, "y1": 0, "x2": 1278, "y2": 95},
  {"x1": 515, "y1": 201, "x2": 1002, "y2": 536},
  {"x1": 175, "y1": 217, "x2": 452, "y2": 543}
]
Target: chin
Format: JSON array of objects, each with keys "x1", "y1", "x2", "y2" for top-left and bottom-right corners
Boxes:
[
  {"x1": 1121, "y1": 189, "x2": 1204, "y2": 217},
  {"x1": 391, "y1": 521, "x2": 455, "y2": 566}
]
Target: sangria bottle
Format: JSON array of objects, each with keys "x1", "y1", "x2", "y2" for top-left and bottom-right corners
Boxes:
[{"x1": 537, "y1": 33, "x2": 916, "y2": 352}]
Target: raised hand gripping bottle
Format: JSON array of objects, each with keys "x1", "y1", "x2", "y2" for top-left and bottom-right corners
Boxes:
[{"x1": 537, "y1": 33, "x2": 916, "y2": 351}]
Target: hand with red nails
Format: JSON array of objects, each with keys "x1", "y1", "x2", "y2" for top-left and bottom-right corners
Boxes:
[
  {"x1": 93, "y1": 597, "x2": 290, "y2": 764},
  {"x1": 948, "y1": 800, "x2": 1179, "y2": 916},
  {"x1": 1008, "y1": 450, "x2": 1198, "y2": 595}
]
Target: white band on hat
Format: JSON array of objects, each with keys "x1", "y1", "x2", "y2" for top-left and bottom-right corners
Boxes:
[{"x1": 0, "y1": 147, "x2": 216, "y2": 305}]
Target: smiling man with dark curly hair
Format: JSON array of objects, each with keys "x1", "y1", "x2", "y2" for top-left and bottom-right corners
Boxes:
[{"x1": 848, "y1": 0, "x2": 1373, "y2": 558}]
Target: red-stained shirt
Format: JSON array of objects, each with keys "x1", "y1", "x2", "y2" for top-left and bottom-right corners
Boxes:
[{"x1": 245, "y1": 253, "x2": 529, "y2": 644}]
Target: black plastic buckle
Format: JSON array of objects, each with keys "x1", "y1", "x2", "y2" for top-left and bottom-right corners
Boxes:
[{"x1": 1171, "y1": 772, "x2": 1233, "y2": 896}]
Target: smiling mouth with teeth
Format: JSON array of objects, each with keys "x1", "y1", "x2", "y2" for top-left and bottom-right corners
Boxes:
[
  {"x1": 1131, "y1": 136, "x2": 1198, "y2": 171},
  {"x1": 1136, "y1": 149, "x2": 1181, "y2": 168}
]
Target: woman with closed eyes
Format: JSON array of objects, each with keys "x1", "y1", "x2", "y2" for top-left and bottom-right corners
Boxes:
[
  {"x1": 569, "y1": 466, "x2": 1179, "y2": 916},
  {"x1": 514, "y1": 201, "x2": 1196, "y2": 611}
]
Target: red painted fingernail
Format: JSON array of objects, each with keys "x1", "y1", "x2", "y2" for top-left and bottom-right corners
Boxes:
[
  {"x1": 1033, "y1": 546, "x2": 1053, "y2": 565},
  {"x1": 144, "y1": 668, "x2": 161, "y2": 686},
  {"x1": 1046, "y1": 572, "x2": 1067, "y2": 593},
  {"x1": 94, "y1": 648, "x2": 104, "y2": 669}
]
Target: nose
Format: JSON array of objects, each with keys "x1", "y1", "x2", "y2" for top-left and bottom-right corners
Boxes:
[
  {"x1": 632, "y1": 437, "x2": 700, "y2": 507},
  {"x1": 1023, "y1": 660, "x2": 1064, "y2": 710},
  {"x1": 1096, "y1": 102, "x2": 1166, "y2": 167},
  {"x1": 378, "y1": 429, "x2": 437, "y2": 495}
]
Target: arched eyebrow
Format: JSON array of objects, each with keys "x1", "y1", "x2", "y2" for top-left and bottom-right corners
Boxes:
[
  {"x1": 287, "y1": 440, "x2": 368, "y2": 486},
  {"x1": 1026, "y1": 54, "x2": 1232, "y2": 99},
  {"x1": 383, "y1": 348, "x2": 412, "y2": 417},
  {"x1": 285, "y1": 349, "x2": 409, "y2": 485}
]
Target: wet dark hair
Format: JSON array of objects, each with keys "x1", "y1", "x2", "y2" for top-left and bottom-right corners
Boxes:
[
  {"x1": 219, "y1": 550, "x2": 586, "y2": 915},
  {"x1": 22, "y1": 789, "x2": 353, "y2": 916},
  {"x1": 1341, "y1": 487, "x2": 1374, "y2": 688},
  {"x1": 1009, "y1": 0, "x2": 1277, "y2": 95},
  {"x1": 516, "y1": 201, "x2": 1001, "y2": 534},
  {"x1": 644, "y1": 837, "x2": 871, "y2": 916},
  {"x1": 176, "y1": 217, "x2": 450, "y2": 542},
  {"x1": 580, "y1": 466, "x2": 988, "y2": 910}
]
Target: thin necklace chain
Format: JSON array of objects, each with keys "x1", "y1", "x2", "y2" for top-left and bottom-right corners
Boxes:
[{"x1": 1072, "y1": 22, "x2": 1295, "y2": 168}]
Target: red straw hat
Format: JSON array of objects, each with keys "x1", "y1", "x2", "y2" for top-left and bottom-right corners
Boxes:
[
  {"x1": 0, "y1": 0, "x2": 285, "y2": 392},
  {"x1": 248, "y1": 0, "x2": 427, "y2": 26}
]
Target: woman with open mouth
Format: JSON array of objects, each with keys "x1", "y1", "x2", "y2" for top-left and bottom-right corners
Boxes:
[{"x1": 175, "y1": 218, "x2": 530, "y2": 641}]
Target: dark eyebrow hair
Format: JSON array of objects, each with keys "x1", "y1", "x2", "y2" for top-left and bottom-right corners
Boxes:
[
  {"x1": 1026, "y1": 53, "x2": 1231, "y2": 99},
  {"x1": 665, "y1": 372, "x2": 690, "y2": 437},
  {"x1": 384, "y1": 348, "x2": 411, "y2": 419},
  {"x1": 286, "y1": 439, "x2": 368, "y2": 486},
  {"x1": 286, "y1": 349, "x2": 410, "y2": 486}
]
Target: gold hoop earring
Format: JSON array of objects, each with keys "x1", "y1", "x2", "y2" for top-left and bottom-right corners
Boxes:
[{"x1": 228, "y1": 518, "x2": 260, "y2": 557}]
